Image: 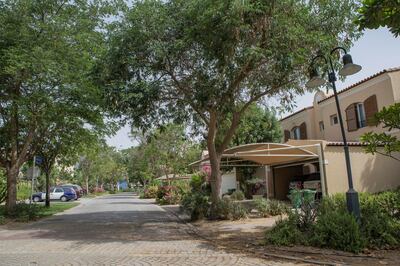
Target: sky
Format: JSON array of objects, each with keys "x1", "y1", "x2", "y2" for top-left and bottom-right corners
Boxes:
[{"x1": 106, "y1": 27, "x2": 400, "y2": 150}]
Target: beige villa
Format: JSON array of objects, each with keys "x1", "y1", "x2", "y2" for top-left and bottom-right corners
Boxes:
[{"x1": 193, "y1": 68, "x2": 400, "y2": 200}]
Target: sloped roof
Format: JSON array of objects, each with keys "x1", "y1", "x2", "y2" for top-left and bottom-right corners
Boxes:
[{"x1": 318, "y1": 67, "x2": 400, "y2": 104}]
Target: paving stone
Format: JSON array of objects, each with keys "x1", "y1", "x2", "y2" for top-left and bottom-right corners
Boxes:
[{"x1": 0, "y1": 193, "x2": 291, "y2": 266}]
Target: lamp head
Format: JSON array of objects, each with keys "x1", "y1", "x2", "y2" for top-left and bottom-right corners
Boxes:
[
  {"x1": 339, "y1": 53, "x2": 362, "y2": 76},
  {"x1": 305, "y1": 67, "x2": 326, "y2": 89}
]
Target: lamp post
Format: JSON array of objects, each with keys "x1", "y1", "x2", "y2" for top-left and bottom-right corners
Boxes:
[{"x1": 305, "y1": 47, "x2": 361, "y2": 220}]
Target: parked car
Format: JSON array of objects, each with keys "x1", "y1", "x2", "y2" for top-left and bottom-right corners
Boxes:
[
  {"x1": 61, "y1": 184, "x2": 83, "y2": 199},
  {"x1": 32, "y1": 186, "x2": 76, "y2": 202}
]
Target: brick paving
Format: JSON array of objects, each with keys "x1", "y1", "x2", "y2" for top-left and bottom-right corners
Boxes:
[{"x1": 0, "y1": 193, "x2": 292, "y2": 266}]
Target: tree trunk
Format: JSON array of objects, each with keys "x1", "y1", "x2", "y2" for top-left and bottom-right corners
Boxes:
[
  {"x1": 206, "y1": 116, "x2": 222, "y2": 219},
  {"x1": 45, "y1": 170, "x2": 51, "y2": 207},
  {"x1": 5, "y1": 166, "x2": 18, "y2": 213}
]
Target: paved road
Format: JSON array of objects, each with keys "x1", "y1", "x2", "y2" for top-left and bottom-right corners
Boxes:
[{"x1": 0, "y1": 193, "x2": 288, "y2": 266}]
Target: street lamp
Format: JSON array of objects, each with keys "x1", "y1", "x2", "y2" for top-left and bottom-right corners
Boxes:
[{"x1": 306, "y1": 47, "x2": 361, "y2": 220}]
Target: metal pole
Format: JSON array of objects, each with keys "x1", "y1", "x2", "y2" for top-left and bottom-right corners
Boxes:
[
  {"x1": 30, "y1": 156, "x2": 36, "y2": 205},
  {"x1": 328, "y1": 58, "x2": 360, "y2": 220}
]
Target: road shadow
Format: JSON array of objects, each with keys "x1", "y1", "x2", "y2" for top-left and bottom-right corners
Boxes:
[{"x1": 1, "y1": 210, "x2": 199, "y2": 244}]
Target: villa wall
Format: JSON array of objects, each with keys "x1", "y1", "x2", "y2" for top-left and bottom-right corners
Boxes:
[{"x1": 323, "y1": 146, "x2": 400, "y2": 195}]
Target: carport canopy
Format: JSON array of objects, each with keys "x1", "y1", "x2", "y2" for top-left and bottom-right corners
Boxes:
[{"x1": 190, "y1": 141, "x2": 322, "y2": 167}]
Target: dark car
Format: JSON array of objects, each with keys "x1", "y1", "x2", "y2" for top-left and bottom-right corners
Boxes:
[
  {"x1": 61, "y1": 184, "x2": 83, "y2": 199},
  {"x1": 32, "y1": 186, "x2": 76, "y2": 202}
]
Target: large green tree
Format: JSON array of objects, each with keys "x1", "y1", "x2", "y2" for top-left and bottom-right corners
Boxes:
[
  {"x1": 356, "y1": 0, "x2": 400, "y2": 37},
  {"x1": 100, "y1": 0, "x2": 360, "y2": 214},
  {"x1": 0, "y1": 0, "x2": 117, "y2": 212}
]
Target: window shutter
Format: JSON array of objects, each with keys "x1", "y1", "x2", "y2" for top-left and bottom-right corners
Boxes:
[
  {"x1": 284, "y1": 130, "x2": 290, "y2": 142},
  {"x1": 364, "y1": 95, "x2": 378, "y2": 126},
  {"x1": 300, "y1": 122, "x2": 307, "y2": 139},
  {"x1": 346, "y1": 103, "x2": 358, "y2": 132}
]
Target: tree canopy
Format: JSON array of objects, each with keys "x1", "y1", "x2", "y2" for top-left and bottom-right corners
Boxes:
[
  {"x1": 356, "y1": 0, "x2": 400, "y2": 37},
  {"x1": 100, "y1": 0, "x2": 360, "y2": 211},
  {"x1": 0, "y1": 0, "x2": 118, "y2": 211}
]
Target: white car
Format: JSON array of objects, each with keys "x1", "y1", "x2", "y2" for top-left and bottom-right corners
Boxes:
[{"x1": 32, "y1": 187, "x2": 76, "y2": 202}]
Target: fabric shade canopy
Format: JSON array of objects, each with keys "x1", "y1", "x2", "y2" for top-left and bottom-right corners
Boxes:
[{"x1": 190, "y1": 141, "x2": 322, "y2": 167}]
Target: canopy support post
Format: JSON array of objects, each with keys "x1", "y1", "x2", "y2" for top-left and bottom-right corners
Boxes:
[{"x1": 317, "y1": 144, "x2": 327, "y2": 197}]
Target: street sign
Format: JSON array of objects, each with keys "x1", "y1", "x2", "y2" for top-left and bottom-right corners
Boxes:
[
  {"x1": 35, "y1": 156, "x2": 44, "y2": 165},
  {"x1": 26, "y1": 166, "x2": 40, "y2": 180}
]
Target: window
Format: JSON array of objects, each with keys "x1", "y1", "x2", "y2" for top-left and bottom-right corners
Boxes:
[
  {"x1": 291, "y1": 127, "x2": 301, "y2": 140},
  {"x1": 55, "y1": 188, "x2": 63, "y2": 193},
  {"x1": 319, "y1": 121, "x2": 324, "y2": 132},
  {"x1": 356, "y1": 103, "x2": 367, "y2": 128},
  {"x1": 330, "y1": 114, "x2": 338, "y2": 125}
]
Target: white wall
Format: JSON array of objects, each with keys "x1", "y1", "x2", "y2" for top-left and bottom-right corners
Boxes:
[{"x1": 221, "y1": 168, "x2": 237, "y2": 194}]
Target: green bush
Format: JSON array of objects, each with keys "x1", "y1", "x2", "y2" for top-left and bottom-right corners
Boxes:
[
  {"x1": 230, "y1": 190, "x2": 245, "y2": 201},
  {"x1": 254, "y1": 198, "x2": 288, "y2": 217},
  {"x1": 156, "y1": 185, "x2": 182, "y2": 205},
  {"x1": 181, "y1": 191, "x2": 210, "y2": 220},
  {"x1": 254, "y1": 198, "x2": 270, "y2": 217},
  {"x1": 265, "y1": 190, "x2": 400, "y2": 253},
  {"x1": 265, "y1": 214, "x2": 305, "y2": 246},
  {"x1": 141, "y1": 185, "x2": 159, "y2": 199},
  {"x1": 5, "y1": 203, "x2": 44, "y2": 222},
  {"x1": 311, "y1": 201, "x2": 364, "y2": 253},
  {"x1": 359, "y1": 193, "x2": 399, "y2": 248},
  {"x1": 215, "y1": 198, "x2": 248, "y2": 220}
]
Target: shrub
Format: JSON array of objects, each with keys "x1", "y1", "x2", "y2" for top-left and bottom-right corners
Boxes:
[
  {"x1": 215, "y1": 198, "x2": 248, "y2": 220},
  {"x1": 359, "y1": 193, "x2": 399, "y2": 248},
  {"x1": 312, "y1": 205, "x2": 364, "y2": 253},
  {"x1": 181, "y1": 191, "x2": 210, "y2": 220},
  {"x1": 254, "y1": 198, "x2": 270, "y2": 217},
  {"x1": 265, "y1": 214, "x2": 305, "y2": 246},
  {"x1": 265, "y1": 191, "x2": 400, "y2": 253},
  {"x1": 142, "y1": 185, "x2": 159, "y2": 199},
  {"x1": 189, "y1": 172, "x2": 208, "y2": 192},
  {"x1": 230, "y1": 190, "x2": 245, "y2": 201},
  {"x1": 156, "y1": 185, "x2": 182, "y2": 205},
  {"x1": 268, "y1": 199, "x2": 289, "y2": 216},
  {"x1": 5, "y1": 203, "x2": 44, "y2": 222}
]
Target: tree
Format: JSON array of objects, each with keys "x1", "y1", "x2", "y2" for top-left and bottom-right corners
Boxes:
[
  {"x1": 0, "y1": 0, "x2": 117, "y2": 212},
  {"x1": 101, "y1": 0, "x2": 360, "y2": 215},
  {"x1": 230, "y1": 104, "x2": 282, "y2": 147},
  {"x1": 360, "y1": 103, "x2": 400, "y2": 161},
  {"x1": 124, "y1": 124, "x2": 202, "y2": 185},
  {"x1": 36, "y1": 115, "x2": 104, "y2": 207},
  {"x1": 356, "y1": 0, "x2": 400, "y2": 37}
]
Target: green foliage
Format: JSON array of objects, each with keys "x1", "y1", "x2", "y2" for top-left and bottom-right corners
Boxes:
[
  {"x1": 181, "y1": 191, "x2": 210, "y2": 221},
  {"x1": 215, "y1": 198, "x2": 248, "y2": 220},
  {"x1": 265, "y1": 191, "x2": 400, "y2": 253},
  {"x1": 0, "y1": 0, "x2": 120, "y2": 210},
  {"x1": 142, "y1": 185, "x2": 159, "y2": 199},
  {"x1": 265, "y1": 214, "x2": 305, "y2": 246},
  {"x1": 230, "y1": 190, "x2": 245, "y2": 201},
  {"x1": 254, "y1": 198, "x2": 289, "y2": 218},
  {"x1": 359, "y1": 192, "x2": 400, "y2": 247},
  {"x1": 356, "y1": 0, "x2": 400, "y2": 37},
  {"x1": 229, "y1": 104, "x2": 282, "y2": 146},
  {"x1": 312, "y1": 206, "x2": 364, "y2": 253},
  {"x1": 0, "y1": 202, "x2": 78, "y2": 222},
  {"x1": 16, "y1": 181, "x2": 31, "y2": 201},
  {"x1": 100, "y1": 0, "x2": 360, "y2": 206},
  {"x1": 156, "y1": 185, "x2": 182, "y2": 205},
  {"x1": 361, "y1": 103, "x2": 400, "y2": 161},
  {"x1": 121, "y1": 124, "x2": 201, "y2": 187}
]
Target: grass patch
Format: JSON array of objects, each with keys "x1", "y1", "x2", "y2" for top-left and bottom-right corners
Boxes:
[{"x1": 0, "y1": 202, "x2": 79, "y2": 224}]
